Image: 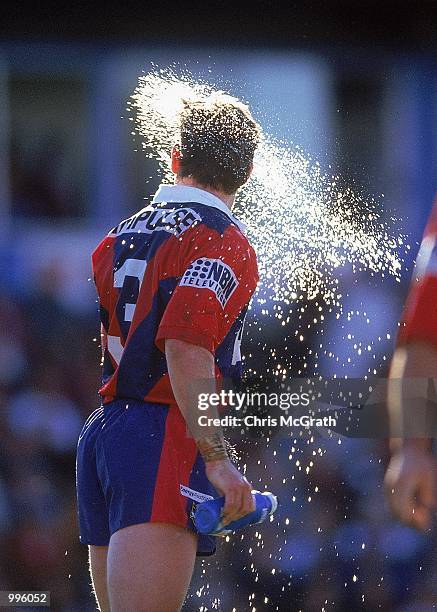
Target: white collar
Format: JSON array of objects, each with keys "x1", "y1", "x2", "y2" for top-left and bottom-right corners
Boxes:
[{"x1": 152, "y1": 184, "x2": 246, "y2": 233}]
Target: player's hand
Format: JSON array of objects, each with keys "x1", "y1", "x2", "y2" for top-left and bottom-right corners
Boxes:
[
  {"x1": 205, "y1": 458, "x2": 255, "y2": 527},
  {"x1": 385, "y1": 446, "x2": 436, "y2": 530}
]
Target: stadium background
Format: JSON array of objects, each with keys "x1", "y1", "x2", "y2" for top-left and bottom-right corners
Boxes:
[{"x1": 0, "y1": 2, "x2": 437, "y2": 610}]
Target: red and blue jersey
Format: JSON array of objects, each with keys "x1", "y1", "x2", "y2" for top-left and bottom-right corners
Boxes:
[
  {"x1": 398, "y1": 197, "x2": 437, "y2": 347},
  {"x1": 91, "y1": 184, "x2": 259, "y2": 405}
]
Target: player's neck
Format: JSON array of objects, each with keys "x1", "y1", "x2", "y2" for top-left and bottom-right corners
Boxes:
[{"x1": 175, "y1": 177, "x2": 235, "y2": 210}]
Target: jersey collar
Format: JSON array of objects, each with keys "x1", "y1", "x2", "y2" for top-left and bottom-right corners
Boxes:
[{"x1": 152, "y1": 184, "x2": 247, "y2": 234}]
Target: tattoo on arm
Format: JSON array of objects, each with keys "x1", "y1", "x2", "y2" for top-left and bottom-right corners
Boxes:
[{"x1": 197, "y1": 433, "x2": 229, "y2": 462}]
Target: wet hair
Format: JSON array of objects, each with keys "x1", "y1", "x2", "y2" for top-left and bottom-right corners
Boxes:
[{"x1": 177, "y1": 94, "x2": 260, "y2": 194}]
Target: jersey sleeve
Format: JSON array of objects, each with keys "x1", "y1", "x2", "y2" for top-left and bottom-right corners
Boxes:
[
  {"x1": 155, "y1": 226, "x2": 258, "y2": 353},
  {"x1": 397, "y1": 232, "x2": 437, "y2": 347}
]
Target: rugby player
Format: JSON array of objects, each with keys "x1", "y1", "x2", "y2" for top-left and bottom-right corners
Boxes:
[
  {"x1": 76, "y1": 96, "x2": 260, "y2": 611},
  {"x1": 385, "y1": 201, "x2": 437, "y2": 530}
]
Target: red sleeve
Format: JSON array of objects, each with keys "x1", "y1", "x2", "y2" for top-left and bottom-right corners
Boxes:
[
  {"x1": 397, "y1": 233, "x2": 437, "y2": 347},
  {"x1": 155, "y1": 225, "x2": 258, "y2": 353}
]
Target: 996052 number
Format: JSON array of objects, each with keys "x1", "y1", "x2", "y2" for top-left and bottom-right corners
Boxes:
[{"x1": 0, "y1": 591, "x2": 50, "y2": 607}]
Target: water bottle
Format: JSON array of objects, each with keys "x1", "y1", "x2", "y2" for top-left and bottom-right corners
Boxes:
[{"x1": 194, "y1": 490, "x2": 278, "y2": 536}]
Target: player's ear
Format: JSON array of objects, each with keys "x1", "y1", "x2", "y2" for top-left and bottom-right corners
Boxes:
[{"x1": 171, "y1": 144, "x2": 182, "y2": 174}]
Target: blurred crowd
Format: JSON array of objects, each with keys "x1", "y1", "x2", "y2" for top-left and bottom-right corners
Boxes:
[
  {"x1": 0, "y1": 280, "x2": 99, "y2": 610},
  {"x1": 0, "y1": 272, "x2": 435, "y2": 611}
]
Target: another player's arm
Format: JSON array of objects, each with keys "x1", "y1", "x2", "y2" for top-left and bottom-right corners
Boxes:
[
  {"x1": 385, "y1": 341, "x2": 437, "y2": 529},
  {"x1": 165, "y1": 338, "x2": 254, "y2": 525}
]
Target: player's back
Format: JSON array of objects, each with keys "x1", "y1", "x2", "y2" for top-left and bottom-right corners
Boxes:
[{"x1": 91, "y1": 184, "x2": 258, "y2": 406}]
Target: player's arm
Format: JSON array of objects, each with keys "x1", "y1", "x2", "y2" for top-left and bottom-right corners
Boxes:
[
  {"x1": 157, "y1": 224, "x2": 259, "y2": 525},
  {"x1": 385, "y1": 230, "x2": 437, "y2": 529},
  {"x1": 165, "y1": 338, "x2": 254, "y2": 525},
  {"x1": 385, "y1": 341, "x2": 436, "y2": 529}
]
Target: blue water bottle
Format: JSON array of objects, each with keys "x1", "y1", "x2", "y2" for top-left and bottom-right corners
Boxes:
[{"x1": 194, "y1": 490, "x2": 278, "y2": 536}]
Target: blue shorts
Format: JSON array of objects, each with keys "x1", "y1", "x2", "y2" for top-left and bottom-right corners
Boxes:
[{"x1": 76, "y1": 399, "x2": 216, "y2": 556}]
